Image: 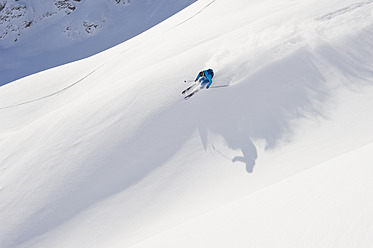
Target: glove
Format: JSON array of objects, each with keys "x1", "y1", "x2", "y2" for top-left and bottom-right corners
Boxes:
[{"x1": 206, "y1": 85, "x2": 210, "y2": 89}]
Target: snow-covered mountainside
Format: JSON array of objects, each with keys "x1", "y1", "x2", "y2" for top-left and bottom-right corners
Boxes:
[
  {"x1": 1, "y1": 0, "x2": 373, "y2": 247},
  {"x1": 0, "y1": 0, "x2": 196, "y2": 85}
]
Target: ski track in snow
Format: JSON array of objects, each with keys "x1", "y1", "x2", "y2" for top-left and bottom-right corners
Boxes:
[
  {"x1": 316, "y1": 0, "x2": 373, "y2": 21},
  {"x1": 169, "y1": 0, "x2": 216, "y2": 30},
  {"x1": 0, "y1": 65, "x2": 104, "y2": 110}
]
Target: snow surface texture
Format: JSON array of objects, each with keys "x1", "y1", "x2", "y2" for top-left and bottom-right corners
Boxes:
[
  {"x1": 0, "y1": 0, "x2": 196, "y2": 85},
  {"x1": 1, "y1": 0, "x2": 373, "y2": 247}
]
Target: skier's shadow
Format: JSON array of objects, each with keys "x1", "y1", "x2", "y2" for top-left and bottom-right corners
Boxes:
[
  {"x1": 196, "y1": 108, "x2": 258, "y2": 173},
  {"x1": 222, "y1": 135, "x2": 258, "y2": 173},
  {"x1": 231, "y1": 140, "x2": 257, "y2": 173}
]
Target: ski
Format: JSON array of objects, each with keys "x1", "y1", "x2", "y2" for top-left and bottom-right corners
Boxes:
[
  {"x1": 182, "y1": 82, "x2": 197, "y2": 95},
  {"x1": 182, "y1": 85, "x2": 194, "y2": 95},
  {"x1": 184, "y1": 89, "x2": 198, "y2": 100}
]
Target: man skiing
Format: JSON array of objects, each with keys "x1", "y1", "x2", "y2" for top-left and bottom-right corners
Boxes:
[{"x1": 183, "y1": 68, "x2": 214, "y2": 99}]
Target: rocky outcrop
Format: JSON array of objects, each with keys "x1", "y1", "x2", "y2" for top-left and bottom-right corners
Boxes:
[{"x1": 0, "y1": 0, "x2": 130, "y2": 44}]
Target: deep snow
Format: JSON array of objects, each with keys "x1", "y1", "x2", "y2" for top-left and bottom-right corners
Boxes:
[{"x1": 0, "y1": 0, "x2": 373, "y2": 247}]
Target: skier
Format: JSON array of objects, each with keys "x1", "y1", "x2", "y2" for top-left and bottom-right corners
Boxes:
[{"x1": 183, "y1": 69, "x2": 214, "y2": 99}]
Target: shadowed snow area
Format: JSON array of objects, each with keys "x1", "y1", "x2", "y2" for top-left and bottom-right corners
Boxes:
[{"x1": 0, "y1": 0, "x2": 373, "y2": 247}]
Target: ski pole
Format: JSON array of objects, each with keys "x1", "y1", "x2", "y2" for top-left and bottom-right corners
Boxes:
[
  {"x1": 184, "y1": 80, "x2": 195, "y2": 83},
  {"x1": 210, "y1": 85, "x2": 229, "y2": 88}
]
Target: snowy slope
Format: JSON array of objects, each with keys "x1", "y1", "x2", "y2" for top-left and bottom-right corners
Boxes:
[
  {"x1": 0, "y1": 0, "x2": 373, "y2": 247},
  {"x1": 0, "y1": 0, "x2": 196, "y2": 85},
  {"x1": 130, "y1": 143, "x2": 373, "y2": 248}
]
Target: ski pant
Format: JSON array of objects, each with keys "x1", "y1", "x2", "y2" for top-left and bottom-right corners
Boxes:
[{"x1": 198, "y1": 78, "x2": 209, "y2": 89}]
